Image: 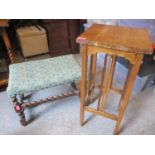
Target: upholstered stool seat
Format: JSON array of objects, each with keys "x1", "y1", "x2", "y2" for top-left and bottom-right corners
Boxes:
[{"x1": 7, "y1": 55, "x2": 81, "y2": 97}]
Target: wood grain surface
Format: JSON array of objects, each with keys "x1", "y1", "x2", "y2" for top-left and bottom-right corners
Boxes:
[{"x1": 77, "y1": 24, "x2": 153, "y2": 54}]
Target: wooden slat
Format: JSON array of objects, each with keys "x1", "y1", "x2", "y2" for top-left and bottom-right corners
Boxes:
[
  {"x1": 89, "y1": 53, "x2": 97, "y2": 101},
  {"x1": 100, "y1": 56, "x2": 117, "y2": 111},
  {"x1": 111, "y1": 87, "x2": 122, "y2": 94},
  {"x1": 87, "y1": 55, "x2": 93, "y2": 99},
  {"x1": 84, "y1": 106, "x2": 118, "y2": 121},
  {"x1": 87, "y1": 45, "x2": 137, "y2": 64},
  {"x1": 97, "y1": 54, "x2": 108, "y2": 110},
  {"x1": 96, "y1": 85, "x2": 122, "y2": 95},
  {"x1": 109, "y1": 56, "x2": 116, "y2": 88},
  {"x1": 99, "y1": 55, "x2": 111, "y2": 111}
]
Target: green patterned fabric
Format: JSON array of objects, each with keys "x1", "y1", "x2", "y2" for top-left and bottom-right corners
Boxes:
[{"x1": 7, "y1": 55, "x2": 81, "y2": 97}]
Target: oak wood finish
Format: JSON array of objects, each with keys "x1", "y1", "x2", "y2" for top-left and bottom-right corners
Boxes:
[
  {"x1": 100, "y1": 55, "x2": 117, "y2": 111},
  {"x1": 0, "y1": 20, "x2": 14, "y2": 86},
  {"x1": 97, "y1": 54, "x2": 107, "y2": 110},
  {"x1": 84, "y1": 106, "x2": 118, "y2": 121},
  {"x1": 114, "y1": 54, "x2": 144, "y2": 134},
  {"x1": 99, "y1": 55, "x2": 112, "y2": 111},
  {"x1": 87, "y1": 55, "x2": 93, "y2": 99},
  {"x1": 80, "y1": 45, "x2": 88, "y2": 126},
  {"x1": 78, "y1": 24, "x2": 152, "y2": 54},
  {"x1": 89, "y1": 54, "x2": 97, "y2": 101},
  {"x1": 77, "y1": 24, "x2": 153, "y2": 134},
  {"x1": 96, "y1": 85, "x2": 123, "y2": 95}
]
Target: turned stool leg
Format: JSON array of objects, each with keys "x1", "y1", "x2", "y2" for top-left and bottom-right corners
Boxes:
[
  {"x1": 18, "y1": 94, "x2": 24, "y2": 103},
  {"x1": 71, "y1": 82, "x2": 78, "y2": 90},
  {"x1": 114, "y1": 54, "x2": 143, "y2": 134},
  {"x1": 1, "y1": 28, "x2": 15, "y2": 64},
  {"x1": 12, "y1": 96, "x2": 27, "y2": 126},
  {"x1": 18, "y1": 111, "x2": 27, "y2": 126}
]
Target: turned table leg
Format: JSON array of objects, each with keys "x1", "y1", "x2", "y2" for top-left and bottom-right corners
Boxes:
[
  {"x1": 71, "y1": 82, "x2": 78, "y2": 90},
  {"x1": 114, "y1": 54, "x2": 143, "y2": 134}
]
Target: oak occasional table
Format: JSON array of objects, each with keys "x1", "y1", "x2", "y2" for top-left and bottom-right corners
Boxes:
[{"x1": 76, "y1": 24, "x2": 153, "y2": 134}]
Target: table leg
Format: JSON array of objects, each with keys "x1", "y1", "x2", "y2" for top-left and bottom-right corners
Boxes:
[
  {"x1": 114, "y1": 54, "x2": 143, "y2": 134},
  {"x1": 80, "y1": 45, "x2": 88, "y2": 126}
]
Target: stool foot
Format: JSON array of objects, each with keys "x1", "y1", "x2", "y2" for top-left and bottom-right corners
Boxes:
[
  {"x1": 71, "y1": 82, "x2": 78, "y2": 90},
  {"x1": 12, "y1": 96, "x2": 27, "y2": 126},
  {"x1": 18, "y1": 111, "x2": 27, "y2": 126}
]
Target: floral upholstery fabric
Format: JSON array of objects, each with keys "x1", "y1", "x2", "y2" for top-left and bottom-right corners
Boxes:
[{"x1": 7, "y1": 55, "x2": 81, "y2": 97}]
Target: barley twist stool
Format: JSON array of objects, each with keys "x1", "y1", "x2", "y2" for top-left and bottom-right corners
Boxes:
[
  {"x1": 77, "y1": 24, "x2": 153, "y2": 134},
  {"x1": 1, "y1": 21, "x2": 81, "y2": 126},
  {"x1": 6, "y1": 55, "x2": 81, "y2": 126}
]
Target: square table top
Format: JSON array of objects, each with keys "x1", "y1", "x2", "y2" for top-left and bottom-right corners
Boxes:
[{"x1": 77, "y1": 24, "x2": 153, "y2": 54}]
